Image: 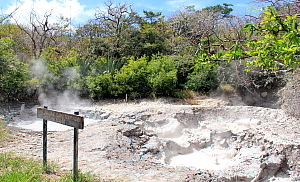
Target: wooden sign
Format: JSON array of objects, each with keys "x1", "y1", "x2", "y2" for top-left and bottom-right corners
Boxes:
[
  {"x1": 37, "y1": 108, "x2": 84, "y2": 129},
  {"x1": 37, "y1": 107, "x2": 84, "y2": 182}
]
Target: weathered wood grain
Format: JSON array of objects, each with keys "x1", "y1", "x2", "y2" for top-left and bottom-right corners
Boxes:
[{"x1": 37, "y1": 108, "x2": 84, "y2": 129}]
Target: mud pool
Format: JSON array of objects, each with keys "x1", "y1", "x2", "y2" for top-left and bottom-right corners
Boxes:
[{"x1": 1, "y1": 100, "x2": 299, "y2": 181}]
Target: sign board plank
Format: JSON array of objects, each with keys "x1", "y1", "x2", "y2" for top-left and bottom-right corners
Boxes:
[{"x1": 37, "y1": 108, "x2": 84, "y2": 129}]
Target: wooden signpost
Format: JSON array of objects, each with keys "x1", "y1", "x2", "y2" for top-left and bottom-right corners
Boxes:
[{"x1": 37, "y1": 107, "x2": 84, "y2": 182}]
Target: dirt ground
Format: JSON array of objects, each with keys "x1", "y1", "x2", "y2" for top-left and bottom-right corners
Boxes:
[{"x1": 0, "y1": 97, "x2": 299, "y2": 181}]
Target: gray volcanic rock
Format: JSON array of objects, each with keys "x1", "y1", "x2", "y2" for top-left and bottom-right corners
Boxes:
[{"x1": 1, "y1": 99, "x2": 299, "y2": 181}]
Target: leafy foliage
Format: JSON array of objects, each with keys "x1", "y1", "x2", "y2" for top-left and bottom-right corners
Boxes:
[
  {"x1": 184, "y1": 40, "x2": 220, "y2": 93},
  {"x1": 86, "y1": 73, "x2": 115, "y2": 98},
  {"x1": 202, "y1": 3, "x2": 233, "y2": 18},
  {"x1": 0, "y1": 37, "x2": 29, "y2": 100},
  {"x1": 114, "y1": 57, "x2": 149, "y2": 96},
  {"x1": 192, "y1": 6, "x2": 299, "y2": 94},
  {"x1": 185, "y1": 67, "x2": 219, "y2": 93},
  {"x1": 85, "y1": 55, "x2": 178, "y2": 99},
  {"x1": 146, "y1": 55, "x2": 178, "y2": 97},
  {"x1": 242, "y1": 6, "x2": 300, "y2": 71},
  {"x1": 1, "y1": 3, "x2": 300, "y2": 101}
]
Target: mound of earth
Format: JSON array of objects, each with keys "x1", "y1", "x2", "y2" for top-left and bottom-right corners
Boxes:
[{"x1": 0, "y1": 98, "x2": 299, "y2": 181}]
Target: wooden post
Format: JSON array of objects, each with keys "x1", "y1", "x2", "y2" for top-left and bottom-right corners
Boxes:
[
  {"x1": 43, "y1": 106, "x2": 48, "y2": 169},
  {"x1": 73, "y1": 111, "x2": 79, "y2": 182}
]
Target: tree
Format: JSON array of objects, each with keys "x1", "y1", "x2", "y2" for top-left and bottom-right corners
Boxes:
[
  {"x1": 11, "y1": 8, "x2": 70, "y2": 60},
  {"x1": 168, "y1": 4, "x2": 233, "y2": 47},
  {"x1": 143, "y1": 10, "x2": 162, "y2": 23},
  {"x1": 0, "y1": 23, "x2": 31, "y2": 61},
  {"x1": 190, "y1": 5, "x2": 299, "y2": 95},
  {"x1": 193, "y1": 6, "x2": 300, "y2": 72},
  {"x1": 94, "y1": 1, "x2": 140, "y2": 58},
  {"x1": 202, "y1": 3, "x2": 233, "y2": 18},
  {"x1": 252, "y1": 0, "x2": 300, "y2": 15},
  {"x1": 146, "y1": 55, "x2": 177, "y2": 96},
  {"x1": 0, "y1": 5, "x2": 21, "y2": 24},
  {"x1": 140, "y1": 22, "x2": 170, "y2": 58}
]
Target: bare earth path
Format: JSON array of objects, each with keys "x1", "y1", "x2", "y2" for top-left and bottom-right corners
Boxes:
[{"x1": 0, "y1": 98, "x2": 299, "y2": 181}]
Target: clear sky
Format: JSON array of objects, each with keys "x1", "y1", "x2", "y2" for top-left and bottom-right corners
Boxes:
[{"x1": 0, "y1": 0, "x2": 267, "y2": 25}]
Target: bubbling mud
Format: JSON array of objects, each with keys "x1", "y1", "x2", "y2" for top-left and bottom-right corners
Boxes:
[{"x1": 139, "y1": 114, "x2": 262, "y2": 171}]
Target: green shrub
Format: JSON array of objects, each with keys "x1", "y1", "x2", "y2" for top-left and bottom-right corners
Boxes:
[
  {"x1": 85, "y1": 55, "x2": 202, "y2": 99},
  {"x1": 0, "y1": 37, "x2": 30, "y2": 100},
  {"x1": 186, "y1": 39, "x2": 220, "y2": 93},
  {"x1": 86, "y1": 73, "x2": 115, "y2": 99},
  {"x1": 185, "y1": 68, "x2": 219, "y2": 93},
  {"x1": 114, "y1": 56, "x2": 149, "y2": 96},
  {"x1": 146, "y1": 55, "x2": 178, "y2": 97},
  {"x1": 168, "y1": 55, "x2": 195, "y2": 89}
]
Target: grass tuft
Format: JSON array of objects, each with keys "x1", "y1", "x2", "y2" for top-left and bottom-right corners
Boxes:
[
  {"x1": 59, "y1": 171, "x2": 101, "y2": 182},
  {"x1": 0, "y1": 152, "x2": 104, "y2": 181},
  {"x1": 0, "y1": 119, "x2": 10, "y2": 142},
  {"x1": 0, "y1": 152, "x2": 44, "y2": 181}
]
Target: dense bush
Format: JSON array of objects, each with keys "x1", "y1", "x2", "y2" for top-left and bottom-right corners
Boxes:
[
  {"x1": 168, "y1": 55, "x2": 195, "y2": 89},
  {"x1": 0, "y1": 37, "x2": 30, "y2": 101},
  {"x1": 146, "y1": 55, "x2": 178, "y2": 97},
  {"x1": 86, "y1": 73, "x2": 114, "y2": 99},
  {"x1": 86, "y1": 55, "x2": 179, "y2": 99},
  {"x1": 185, "y1": 68, "x2": 219, "y2": 93},
  {"x1": 114, "y1": 57, "x2": 149, "y2": 97},
  {"x1": 184, "y1": 41, "x2": 220, "y2": 93}
]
